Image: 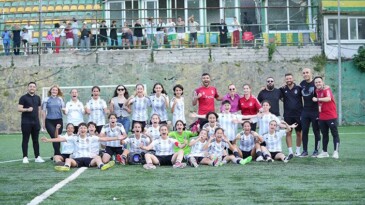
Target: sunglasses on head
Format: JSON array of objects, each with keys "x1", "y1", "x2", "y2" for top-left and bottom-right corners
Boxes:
[{"x1": 117, "y1": 88, "x2": 125, "y2": 91}]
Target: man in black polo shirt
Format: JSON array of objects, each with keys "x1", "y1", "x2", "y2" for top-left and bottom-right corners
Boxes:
[
  {"x1": 257, "y1": 77, "x2": 282, "y2": 116},
  {"x1": 299, "y1": 68, "x2": 321, "y2": 157},
  {"x1": 18, "y1": 82, "x2": 45, "y2": 164},
  {"x1": 280, "y1": 73, "x2": 303, "y2": 157}
]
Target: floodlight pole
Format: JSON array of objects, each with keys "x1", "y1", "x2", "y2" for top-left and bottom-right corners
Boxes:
[{"x1": 337, "y1": 0, "x2": 342, "y2": 125}]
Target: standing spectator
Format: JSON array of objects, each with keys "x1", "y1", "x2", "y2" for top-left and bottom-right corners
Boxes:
[
  {"x1": 176, "y1": 16, "x2": 185, "y2": 48},
  {"x1": 1, "y1": 27, "x2": 11, "y2": 55},
  {"x1": 18, "y1": 82, "x2": 45, "y2": 164},
  {"x1": 188, "y1": 15, "x2": 199, "y2": 48},
  {"x1": 312, "y1": 77, "x2": 340, "y2": 159},
  {"x1": 85, "y1": 86, "x2": 108, "y2": 134},
  {"x1": 219, "y1": 84, "x2": 240, "y2": 113},
  {"x1": 54, "y1": 23, "x2": 61, "y2": 53},
  {"x1": 156, "y1": 18, "x2": 165, "y2": 49},
  {"x1": 71, "y1": 17, "x2": 79, "y2": 49},
  {"x1": 299, "y1": 68, "x2": 321, "y2": 157},
  {"x1": 21, "y1": 28, "x2": 30, "y2": 56},
  {"x1": 219, "y1": 19, "x2": 228, "y2": 47},
  {"x1": 121, "y1": 22, "x2": 131, "y2": 49},
  {"x1": 166, "y1": 18, "x2": 177, "y2": 48},
  {"x1": 110, "y1": 85, "x2": 131, "y2": 134},
  {"x1": 80, "y1": 22, "x2": 91, "y2": 52},
  {"x1": 192, "y1": 73, "x2": 222, "y2": 127},
  {"x1": 239, "y1": 84, "x2": 261, "y2": 131},
  {"x1": 59, "y1": 21, "x2": 67, "y2": 50},
  {"x1": 280, "y1": 73, "x2": 303, "y2": 156},
  {"x1": 99, "y1": 20, "x2": 108, "y2": 50},
  {"x1": 12, "y1": 25, "x2": 21, "y2": 55},
  {"x1": 64, "y1": 89, "x2": 85, "y2": 134},
  {"x1": 232, "y1": 16, "x2": 240, "y2": 47},
  {"x1": 24, "y1": 21, "x2": 34, "y2": 54},
  {"x1": 133, "y1": 19, "x2": 143, "y2": 49},
  {"x1": 257, "y1": 77, "x2": 282, "y2": 117},
  {"x1": 145, "y1": 17, "x2": 155, "y2": 49},
  {"x1": 65, "y1": 23, "x2": 74, "y2": 50},
  {"x1": 110, "y1": 20, "x2": 118, "y2": 49},
  {"x1": 42, "y1": 85, "x2": 65, "y2": 156},
  {"x1": 91, "y1": 20, "x2": 100, "y2": 48}
]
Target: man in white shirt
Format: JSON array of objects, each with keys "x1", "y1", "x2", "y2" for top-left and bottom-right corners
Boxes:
[
  {"x1": 60, "y1": 21, "x2": 67, "y2": 49},
  {"x1": 91, "y1": 20, "x2": 100, "y2": 48}
]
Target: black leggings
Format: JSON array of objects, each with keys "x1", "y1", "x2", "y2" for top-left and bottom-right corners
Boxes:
[
  {"x1": 301, "y1": 111, "x2": 321, "y2": 152},
  {"x1": 319, "y1": 119, "x2": 340, "y2": 152},
  {"x1": 21, "y1": 123, "x2": 40, "y2": 158},
  {"x1": 45, "y1": 118, "x2": 63, "y2": 155}
]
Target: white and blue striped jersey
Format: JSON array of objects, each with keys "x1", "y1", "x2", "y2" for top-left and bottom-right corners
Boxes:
[
  {"x1": 257, "y1": 113, "x2": 281, "y2": 136},
  {"x1": 189, "y1": 137, "x2": 208, "y2": 157},
  {"x1": 88, "y1": 134, "x2": 101, "y2": 157},
  {"x1": 202, "y1": 123, "x2": 221, "y2": 138},
  {"x1": 151, "y1": 138, "x2": 178, "y2": 156},
  {"x1": 263, "y1": 130, "x2": 286, "y2": 152},
  {"x1": 60, "y1": 133, "x2": 75, "y2": 154},
  {"x1": 218, "y1": 113, "x2": 239, "y2": 141},
  {"x1": 64, "y1": 135, "x2": 100, "y2": 158},
  {"x1": 65, "y1": 100, "x2": 85, "y2": 126},
  {"x1": 208, "y1": 140, "x2": 229, "y2": 157},
  {"x1": 170, "y1": 96, "x2": 185, "y2": 125},
  {"x1": 130, "y1": 96, "x2": 151, "y2": 121},
  {"x1": 124, "y1": 134, "x2": 150, "y2": 153},
  {"x1": 100, "y1": 123, "x2": 125, "y2": 147},
  {"x1": 146, "y1": 125, "x2": 160, "y2": 140},
  {"x1": 150, "y1": 94, "x2": 169, "y2": 122},
  {"x1": 85, "y1": 97, "x2": 107, "y2": 126},
  {"x1": 237, "y1": 131, "x2": 255, "y2": 152}
]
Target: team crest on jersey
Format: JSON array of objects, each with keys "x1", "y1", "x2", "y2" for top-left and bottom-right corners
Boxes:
[
  {"x1": 294, "y1": 89, "x2": 298, "y2": 94},
  {"x1": 202, "y1": 92, "x2": 205, "y2": 95},
  {"x1": 249, "y1": 102, "x2": 252, "y2": 106},
  {"x1": 211, "y1": 90, "x2": 214, "y2": 94}
]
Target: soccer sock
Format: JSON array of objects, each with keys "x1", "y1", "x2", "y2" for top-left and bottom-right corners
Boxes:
[
  {"x1": 122, "y1": 155, "x2": 127, "y2": 160},
  {"x1": 256, "y1": 150, "x2": 262, "y2": 157},
  {"x1": 234, "y1": 158, "x2": 241, "y2": 164},
  {"x1": 288, "y1": 147, "x2": 293, "y2": 154},
  {"x1": 233, "y1": 151, "x2": 239, "y2": 158},
  {"x1": 98, "y1": 164, "x2": 104, "y2": 169},
  {"x1": 296, "y1": 147, "x2": 301, "y2": 154}
]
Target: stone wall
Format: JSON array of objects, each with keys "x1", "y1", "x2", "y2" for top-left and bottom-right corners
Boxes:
[{"x1": 0, "y1": 46, "x2": 323, "y2": 133}]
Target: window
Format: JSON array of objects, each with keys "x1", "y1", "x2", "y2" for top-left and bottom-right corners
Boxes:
[
  {"x1": 267, "y1": 0, "x2": 311, "y2": 32},
  {"x1": 327, "y1": 17, "x2": 365, "y2": 42}
]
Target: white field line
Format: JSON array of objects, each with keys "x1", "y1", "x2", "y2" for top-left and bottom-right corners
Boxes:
[
  {"x1": 27, "y1": 167, "x2": 87, "y2": 205},
  {"x1": 0, "y1": 156, "x2": 51, "y2": 164}
]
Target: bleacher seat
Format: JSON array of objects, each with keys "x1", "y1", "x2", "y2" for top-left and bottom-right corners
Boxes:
[
  {"x1": 42, "y1": 6, "x2": 47, "y2": 12},
  {"x1": 2, "y1": 7, "x2": 9, "y2": 13},
  {"x1": 63, "y1": 5, "x2": 70, "y2": 11},
  {"x1": 78, "y1": 5, "x2": 85, "y2": 10},
  {"x1": 70, "y1": 5, "x2": 78, "y2": 11},
  {"x1": 25, "y1": 7, "x2": 32, "y2": 13},
  {"x1": 48, "y1": 6, "x2": 55, "y2": 11},
  {"x1": 9, "y1": 7, "x2": 17, "y2": 13},
  {"x1": 85, "y1": 5, "x2": 93, "y2": 10},
  {"x1": 17, "y1": 7, "x2": 25, "y2": 13},
  {"x1": 32, "y1": 6, "x2": 39, "y2": 12},
  {"x1": 55, "y1": 5, "x2": 62, "y2": 11},
  {"x1": 94, "y1": 4, "x2": 101, "y2": 10}
]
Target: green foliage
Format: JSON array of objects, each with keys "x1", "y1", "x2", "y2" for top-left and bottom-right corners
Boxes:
[
  {"x1": 311, "y1": 54, "x2": 327, "y2": 72},
  {"x1": 353, "y1": 45, "x2": 365, "y2": 72},
  {"x1": 267, "y1": 43, "x2": 276, "y2": 61}
]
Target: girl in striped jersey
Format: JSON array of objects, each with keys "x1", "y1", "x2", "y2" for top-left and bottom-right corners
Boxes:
[
  {"x1": 53, "y1": 123, "x2": 75, "y2": 165},
  {"x1": 170, "y1": 84, "x2": 185, "y2": 127},
  {"x1": 127, "y1": 84, "x2": 151, "y2": 131},
  {"x1": 263, "y1": 120, "x2": 297, "y2": 162},
  {"x1": 204, "y1": 128, "x2": 252, "y2": 166},
  {"x1": 100, "y1": 114, "x2": 128, "y2": 164},
  {"x1": 233, "y1": 121, "x2": 266, "y2": 162},
  {"x1": 150, "y1": 83, "x2": 169, "y2": 124},
  {"x1": 145, "y1": 114, "x2": 161, "y2": 140},
  {"x1": 41, "y1": 123, "x2": 120, "y2": 171},
  {"x1": 87, "y1": 122, "x2": 102, "y2": 157},
  {"x1": 190, "y1": 111, "x2": 221, "y2": 138},
  {"x1": 119, "y1": 122, "x2": 152, "y2": 165},
  {"x1": 187, "y1": 130, "x2": 217, "y2": 167},
  {"x1": 85, "y1": 86, "x2": 108, "y2": 134},
  {"x1": 141, "y1": 125, "x2": 186, "y2": 169},
  {"x1": 256, "y1": 100, "x2": 281, "y2": 136}
]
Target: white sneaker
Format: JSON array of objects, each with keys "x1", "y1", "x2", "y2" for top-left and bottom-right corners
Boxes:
[
  {"x1": 295, "y1": 152, "x2": 301, "y2": 157},
  {"x1": 256, "y1": 155, "x2": 264, "y2": 162},
  {"x1": 35, "y1": 156, "x2": 45, "y2": 163},
  {"x1": 332, "y1": 151, "x2": 339, "y2": 159},
  {"x1": 317, "y1": 151, "x2": 329, "y2": 158},
  {"x1": 23, "y1": 157, "x2": 29, "y2": 164}
]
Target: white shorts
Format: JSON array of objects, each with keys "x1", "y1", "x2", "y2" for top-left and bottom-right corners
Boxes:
[
  {"x1": 177, "y1": 33, "x2": 185, "y2": 40},
  {"x1": 66, "y1": 38, "x2": 73, "y2": 46}
]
